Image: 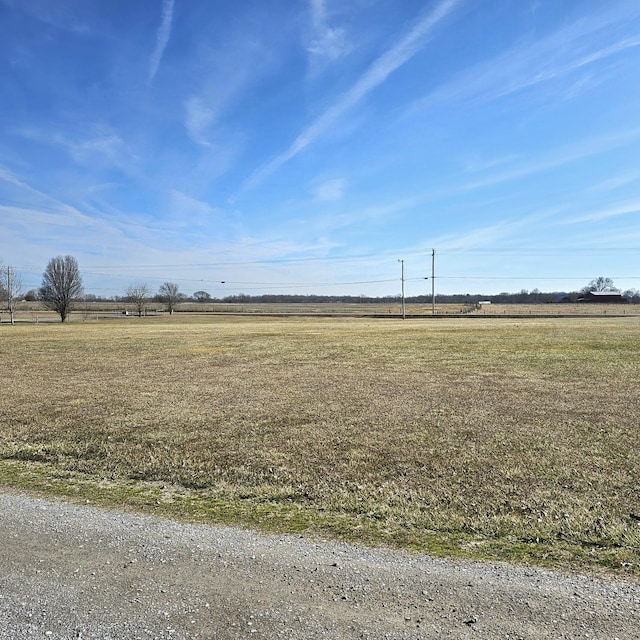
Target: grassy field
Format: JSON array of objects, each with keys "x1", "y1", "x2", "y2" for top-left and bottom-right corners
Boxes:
[
  {"x1": 1, "y1": 316, "x2": 639, "y2": 576},
  {"x1": 4, "y1": 300, "x2": 638, "y2": 321}
]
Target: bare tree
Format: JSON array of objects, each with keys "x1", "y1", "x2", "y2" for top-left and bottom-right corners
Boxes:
[
  {"x1": 1, "y1": 265, "x2": 25, "y2": 325},
  {"x1": 193, "y1": 290, "x2": 211, "y2": 303},
  {"x1": 125, "y1": 283, "x2": 151, "y2": 317},
  {"x1": 158, "y1": 281, "x2": 180, "y2": 315},
  {"x1": 39, "y1": 255, "x2": 84, "y2": 323},
  {"x1": 582, "y1": 276, "x2": 618, "y2": 294}
]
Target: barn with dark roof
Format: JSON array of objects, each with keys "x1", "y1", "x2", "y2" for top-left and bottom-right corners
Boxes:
[{"x1": 577, "y1": 291, "x2": 627, "y2": 303}]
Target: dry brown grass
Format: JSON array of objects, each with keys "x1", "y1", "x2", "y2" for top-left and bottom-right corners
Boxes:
[
  {"x1": 7, "y1": 300, "x2": 638, "y2": 320},
  {"x1": 1, "y1": 316, "x2": 639, "y2": 575}
]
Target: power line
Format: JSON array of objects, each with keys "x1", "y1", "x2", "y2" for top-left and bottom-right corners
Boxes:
[
  {"x1": 435, "y1": 275, "x2": 640, "y2": 280},
  {"x1": 9, "y1": 245, "x2": 638, "y2": 296}
]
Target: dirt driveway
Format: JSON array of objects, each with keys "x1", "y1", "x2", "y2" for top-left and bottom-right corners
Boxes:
[{"x1": 1, "y1": 492, "x2": 638, "y2": 639}]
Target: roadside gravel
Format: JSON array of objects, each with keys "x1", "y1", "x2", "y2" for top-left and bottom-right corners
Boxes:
[{"x1": 1, "y1": 491, "x2": 638, "y2": 639}]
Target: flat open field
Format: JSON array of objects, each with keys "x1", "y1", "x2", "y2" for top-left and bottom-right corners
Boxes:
[
  {"x1": 4, "y1": 301, "x2": 638, "y2": 321},
  {"x1": 1, "y1": 316, "x2": 639, "y2": 576}
]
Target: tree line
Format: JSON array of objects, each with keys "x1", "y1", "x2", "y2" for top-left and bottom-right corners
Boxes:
[
  {"x1": 0, "y1": 256, "x2": 185, "y2": 323},
  {"x1": 1, "y1": 255, "x2": 638, "y2": 323}
]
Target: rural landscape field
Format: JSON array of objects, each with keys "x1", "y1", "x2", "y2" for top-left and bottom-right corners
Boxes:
[
  {"x1": 1, "y1": 315, "x2": 639, "y2": 577},
  {"x1": 3, "y1": 300, "x2": 638, "y2": 321}
]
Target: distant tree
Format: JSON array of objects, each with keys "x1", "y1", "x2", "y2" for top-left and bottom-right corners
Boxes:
[
  {"x1": 39, "y1": 255, "x2": 83, "y2": 323},
  {"x1": 582, "y1": 276, "x2": 618, "y2": 294},
  {"x1": 24, "y1": 289, "x2": 38, "y2": 302},
  {"x1": 623, "y1": 288, "x2": 639, "y2": 303},
  {"x1": 0, "y1": 261, "x2": 6, "y2": 304},
  {"x1": 2, "y1": 265, "x2": 25, "y2": 324},
  {"x1": 193, "y1": 290, "x2": 211, "y2": 303},
  {"x1": 158, "y1": 281, "x2": 180, "y2": 315},
  {"x1": 223, "y1": 293, "x2": 251, "y2": 303},
  {"x1": 125, "y1": 283, "x2": 151, "y2": 317}
]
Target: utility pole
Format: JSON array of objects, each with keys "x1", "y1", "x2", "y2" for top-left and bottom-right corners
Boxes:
[
  {"x1": 431, "y1": 249, "x2": 436, "y2": 316},
  {"x1": 398, "y1": 259, "x2": 405, "y2": 319}
]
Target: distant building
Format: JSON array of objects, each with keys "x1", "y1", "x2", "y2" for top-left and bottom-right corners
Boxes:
[
  {"x1": 554, "y1": 295, "x2": 572, "y2": 303},
  {"x1": 577, "y1": 291, "x2": 627, "y2": 303}
]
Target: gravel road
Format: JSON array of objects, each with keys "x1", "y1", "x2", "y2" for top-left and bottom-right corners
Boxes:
[{"x1": 1, "y1": 492, "x2": 638, "y2": 639}]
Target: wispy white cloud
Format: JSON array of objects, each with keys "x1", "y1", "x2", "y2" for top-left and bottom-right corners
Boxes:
[
  {"x1": 556, "y1": 72, "x2": 595, "y2": 102},
  {"x1": 558, "y1": 200, "x2": 640, "y2": 225},
  {"x1": 0, "y1": 165, "x2": 226, "y2": 275},
  {"x1": 299, "y1": 193, "x2": 421, "y2": 240},
  {"x1": 0, "y1": 186, "x2": 121, "y2": 281},
  {"x1": 168, "y1": 189, "x2": 221, "y2": 227},
  {"x1": 306, "y1": 0, "x2": 351, "y2": 66},
  {"x1": 428, "y1": 206, "x2": 568, "y2": 251},
  {"x1": 0, "y1": 203, "x2": 88, "y2": 230},
  {"x1": 493, "y1": 37, "x2": 640, "y2": 102},
  {"x1": 246, "y1": 0, "x2": 462, "y2": 187},
  {"x1": 284, "y1": 127, "x2": 640, "y2": 240},
  {"x1": 148, "y1": 0, "x2": 175, "y2": 83},
  {"x1": 585, "y1": 171, "x2": 640, "y2": 194},
  {"x1": 0, "y1": 165, "x2": 170, "y2": 256},
  {"x1": 373, "y1": 127, "x2": 640, "y2": 211},
  {"x1": 572, "y1": 226, "x2": 640, "y2": 249},
  {"x1": 0, "y1": 164, "x2": 108, "y2": 225},
  {"x1": 312, "y1": 177, "x2": 346, "y2": 202},
  {"x1": 16, "y1": 125, "x2": 130, "y2": 169},
  {"x1": 2, "y1": 0, "x2": 92, "y2": 34},
  {"x1": 410, "y1": 194, "x2": 640, "y2": 262},
  {"x1": 458, "y1": 128, "x2": 640, "y2": 193},
  {"x1": 406, "y1": 3, "x2": 640, "y2": 114},
  {"x1": 462, "y1": 153, "x2": 521, "y2": 173},
  {"x1": 182, "y1": 29, "x2": 276, "y2": 149},
  {"x1": 268, "y1": 125, "x2": 640, "y2": 251},
  {"x1": 0, "y1": 164, "x2": 31, "y2": 190},
  {"x1": 184, "y1": 96, "x2": 215, "y2": 148}
]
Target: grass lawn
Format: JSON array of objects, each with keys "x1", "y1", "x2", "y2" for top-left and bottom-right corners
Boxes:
[{"x1": 1, "y1": 315, "x2": 639, "y2": 576}]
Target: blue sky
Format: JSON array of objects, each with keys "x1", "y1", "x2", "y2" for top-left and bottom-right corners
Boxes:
[{"x1": 1, "y1": 0, "x2": 639, "y2": 298}]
